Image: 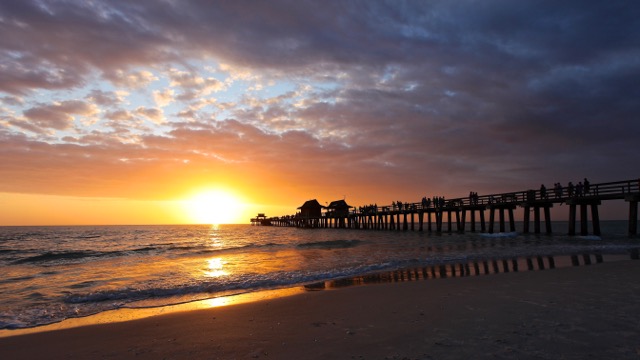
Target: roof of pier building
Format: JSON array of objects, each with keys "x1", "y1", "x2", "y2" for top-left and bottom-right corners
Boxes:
[
  {"x1": 297, "y1": 199, "x2": 325, "y2": 218},
  {"x1": 326, "y1": 200, "x2": 353, "y2": 210},
  {"x1": 297, "y1": 199, "x2": 325, "y2": 210},
  {"x1": 326, "y1": 200, "x2": 353, "y2": 215}
]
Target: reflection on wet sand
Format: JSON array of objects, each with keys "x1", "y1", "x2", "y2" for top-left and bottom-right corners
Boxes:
[{"x1": 304, "y1": 252, "x2": 633, "y2": 291}]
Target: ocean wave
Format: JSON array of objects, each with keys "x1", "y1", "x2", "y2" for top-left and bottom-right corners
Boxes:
[
  {"x1": 0, "y1": 275, "x2": 36, "y2": 285},
  {"x1": 11, "y1": 250, "x2": 120, "y2": 265},
  {"x1": 63, "y1": 262, "x2": 393, "y2": 308},
  {"x1": 297, "y1": 239, "x2": 363, "y2": 249},
  {"x1": 68, "y1": 280, "x2": 101, "y2": 289},
  {"x1": 168, "y1": 245, "x2": 201, "y2": 251},
  {"x1": 479, "y1": 232, "x2": 519, "y2": 238},
  {"x1": 129, "y1": 246, "x2": 159, "y2": 253},
  {"x1": 196, "y1": 242, "x2": 283, "y2": 255},
  {"x1": 576, "y1": 235, "x2": 602, "y2": 241},
  {"x1": 10, "y1": 245, "x2": 165, "y2": 265}
]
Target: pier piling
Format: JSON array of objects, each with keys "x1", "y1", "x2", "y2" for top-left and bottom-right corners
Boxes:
[{"x1": 626, "y1": 194, "x2": 639, "y2": 236}]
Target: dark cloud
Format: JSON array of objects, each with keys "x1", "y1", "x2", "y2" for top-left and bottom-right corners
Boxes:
[
  {"x1": 0, "y1": 1, "x2": 169, "y2": 94},
  {"x1": 1, "y1": 95, "x2": 24, "y2": 106}
]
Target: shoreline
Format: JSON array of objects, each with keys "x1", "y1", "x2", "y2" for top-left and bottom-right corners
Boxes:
[
  {"x1": 0, "y1": 287, "x2": 308, "y2": 339},
  {"x1": 0, "y1": 251, "x2": 635, "y2": 339},
  {"x1": 2, "y1": 259, "x2": 640, "y2": 359}
]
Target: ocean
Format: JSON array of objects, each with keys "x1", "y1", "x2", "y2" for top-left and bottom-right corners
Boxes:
[{"x1": 0, "y1": 222, "x2": 638, "y2": 332}]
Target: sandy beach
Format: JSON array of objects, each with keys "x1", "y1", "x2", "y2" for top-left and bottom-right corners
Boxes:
[{"x1": 2, "y1": 260, "x2": 640, "y2": 359}]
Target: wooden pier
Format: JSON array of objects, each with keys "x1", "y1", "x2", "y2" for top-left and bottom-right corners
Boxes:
[{"x1": 252, "y1": 179, "x2": 640, "y2": 236}]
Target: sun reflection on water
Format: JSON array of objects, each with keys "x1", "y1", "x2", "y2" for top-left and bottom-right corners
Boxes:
[
  {"x1": 205, "y1": 257, "x2": 228, "y2": 277},
  {"x1": 201, "y1": 296, "x2": 231, "y2": 307},
  {"x1": 208, "y1": 224, "x2": 224, "y2": 247}
]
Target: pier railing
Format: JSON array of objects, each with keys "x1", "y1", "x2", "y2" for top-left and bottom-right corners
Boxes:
[{"x1": 367, "y1": 179, "x2": 640, "y2": 213}]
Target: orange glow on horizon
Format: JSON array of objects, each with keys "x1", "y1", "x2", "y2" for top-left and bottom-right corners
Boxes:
[
  {"x1": 0, "y1": 191, "x2": 290, "y2": 226},
  {"x1": 0, "y1": 178, "x2": 378, "y2": 226}
]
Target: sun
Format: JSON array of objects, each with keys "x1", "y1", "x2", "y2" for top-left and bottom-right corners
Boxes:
[{"x1": 183, "y1": 189, "x2": 245, "y2": 225}]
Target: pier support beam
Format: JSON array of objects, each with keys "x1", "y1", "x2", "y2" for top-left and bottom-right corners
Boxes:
[
  {"x1": 459, "y1": 207, "x2": 486, "y2": 233},
  {"x1": 566, "y1": 198, "x2": 601, "y2": 236},
  {"x1": 459, "y1": 207, "x2": 486, "y2": 232},
  {"x1": 487, "y1": 204, "x2": 516, "y2": 233},
  {"x1": 436, "y1": 211, "x2": 443, "y2": 233},
  {"x1": 522, "y1": 202, "x2": 553, "y2": 234},
  {"x1": 410, "y1": 212, "x2": 415, "y2": 231},
  {"x1": 626, "y1": 194, "x2": 640, "y2": 236}
]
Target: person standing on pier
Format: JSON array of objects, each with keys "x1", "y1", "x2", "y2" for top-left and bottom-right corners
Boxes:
[
  {"x1": 554, "y1": 183, "x2": 563, "y2": 199},
  {"x1": 583, "y1": 178, "x2": 590, "y2": 194},
  {"x1": 568, "y1": 182, "x2": 575, "y2": 197},
  {"x1": 540, "y1": 184, "x2": 547, "y2": 199}
]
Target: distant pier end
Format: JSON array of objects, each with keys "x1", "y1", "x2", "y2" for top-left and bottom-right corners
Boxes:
[{"x1": 250, "y1": 213, "x2": 272, "y2": 226}]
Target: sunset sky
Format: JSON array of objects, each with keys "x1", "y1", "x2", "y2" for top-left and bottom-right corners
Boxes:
[{"x1": 1, "y1": 1, "x2": 638, "y2": 225}]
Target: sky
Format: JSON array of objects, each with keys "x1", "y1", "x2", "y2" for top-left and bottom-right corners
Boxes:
[{"x1": 1, "y1": 0, "x2": 639, "y2": 225}]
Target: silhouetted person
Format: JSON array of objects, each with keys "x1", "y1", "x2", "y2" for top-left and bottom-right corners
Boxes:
[
  {"x1": 568, "y1": 182, "x2": 574, "y2": 197},
  {"x1": 576, "y1": 182, "x2": 583, "y2": 196},
  {"x1": 583, "y1": 178, "x2": 590, "y2": 194},
  {"x1": 554, "y1": 183, "x2": 563, "y2": 199},
  {"x1": 540, "y1": 184, "x2": 547, "y2": 199}
]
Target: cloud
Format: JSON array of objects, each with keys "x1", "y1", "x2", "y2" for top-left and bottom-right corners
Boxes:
[
  {"x1": 1, "y1": 95, "x2": 24, "y2": 106},
  {"x1": 0, "y1": 52, "x2": 87, "y2": 95},
  {"x1": 0, "y1": 1, "x2": 172, "y2": 94},
  {"x1": 23, "y1": 100, "x2": 99, "y2": 131},
  {"x1": 167, "y1": 69, "x2": 225, "y2": 102},
  {"x1": 153, "y1": 89, "x2": 174, "y2": 107},
  {"x1": 135, "y1": 106, "x2": 165, "y2": 124},
  {"x1": 86, "y1": 89, "x2": 127, "y2": 106},
  {"x1": 104, "y1": 109, "x2": 134, "y2": 121},
  {"x1": 104, "y1": 69, "x2": 159, "y2": 89}
]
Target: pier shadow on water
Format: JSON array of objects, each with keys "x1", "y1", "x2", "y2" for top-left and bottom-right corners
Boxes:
[{"x1": 303, "y1": 251, "x2": 639, "y2": 291}]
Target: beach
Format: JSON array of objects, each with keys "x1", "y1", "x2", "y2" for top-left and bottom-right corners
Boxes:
[{"x1": 2, "y1": 260, "x2": 639, "y2": 359}]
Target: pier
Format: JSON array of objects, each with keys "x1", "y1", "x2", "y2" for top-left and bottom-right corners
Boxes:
[{"x1": 252, "y1": 179, "x2": 640, "y2": 236}]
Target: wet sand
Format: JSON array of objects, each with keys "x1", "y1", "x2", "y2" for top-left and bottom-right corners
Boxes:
[{"x1": 2, "y1": 260, "x2": 640, "y2": 359}]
